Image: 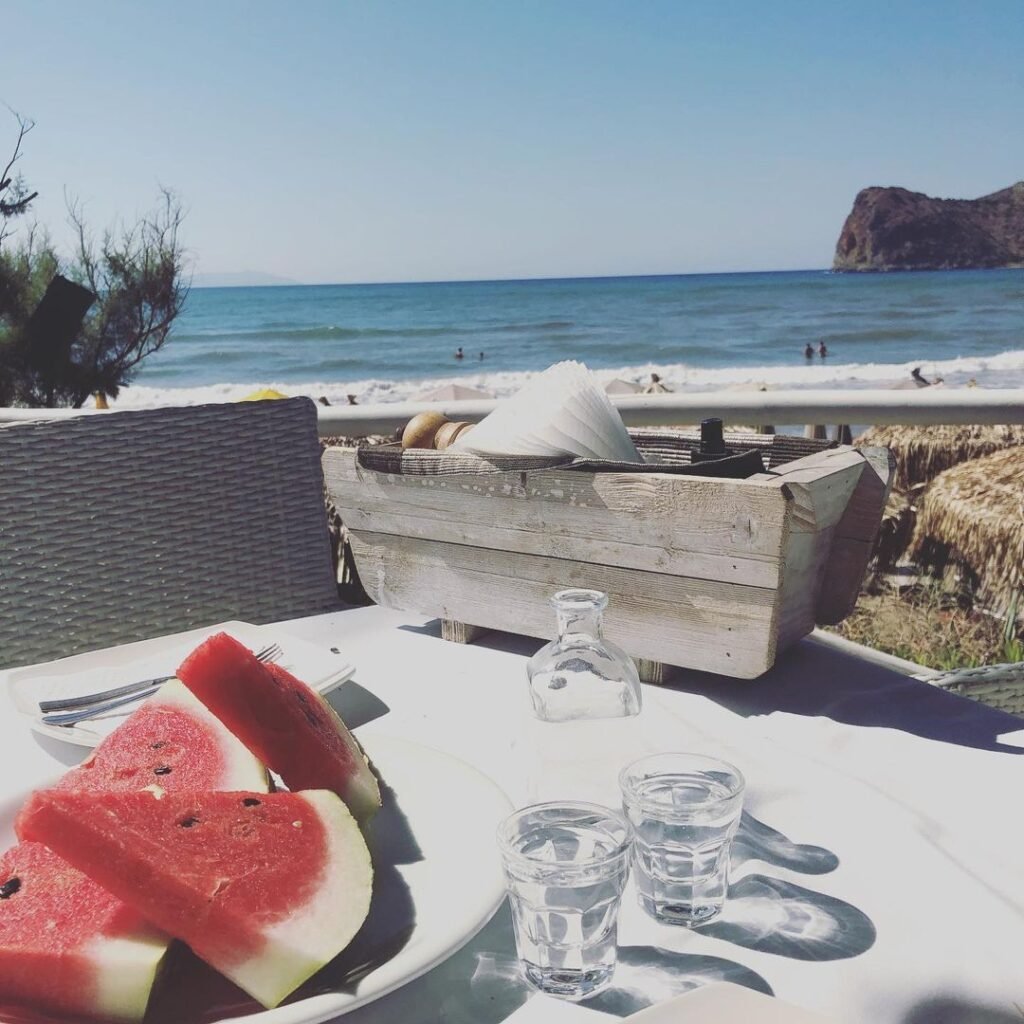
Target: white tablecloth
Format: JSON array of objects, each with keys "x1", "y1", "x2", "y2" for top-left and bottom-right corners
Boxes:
[{"x1": 3, "y1": 607, "x2": 1022, "y2": 1024}]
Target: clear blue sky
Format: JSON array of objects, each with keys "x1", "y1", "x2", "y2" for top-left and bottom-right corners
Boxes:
[{"x1": 3, "y1": 1, "x2": 1022, "y2": 283}]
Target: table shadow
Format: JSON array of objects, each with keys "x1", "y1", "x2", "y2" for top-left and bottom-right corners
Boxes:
[
  {"x1": 586, "y1": 945, "x2": 773, "y2": 1016},
  {"x1": 398, "y1": 619, "x2": 545, "y2": 660},
  {"x1": 901, "y1": 995, "x2": 1024, "y2": 1023},
  {"x1": 400, "y1": 621, "x2": 1023, "y2": 755},
  {"x1": 326, "y1": 677, "x2": 390, "y2": 730},
  {"x1": 702, "y1": 873, "x2": 875, "y2": 962},
  {"x1": 655, "y1": 638, "x2": 1024, "y2": 756},
  {"x1": 732, "y1": 811, "x2": 839, "y2": 875}
]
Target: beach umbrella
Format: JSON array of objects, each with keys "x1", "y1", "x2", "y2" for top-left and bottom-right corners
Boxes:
[
  {"x1": 416, "y1": 383, "x2": 495, "y2": 402},
  {"x1": 910, "y1": 446, "x2": 1024, "y2": 613},
  {"x1": 855, "y1": 423, "x2": 1024, "y2": 492},
  {"x1": 603, "y1": 378, "x2": 643, "y2": 395},
  {"x1": 854, "y1": 422, "x2": 1024, "y2": 570},
  {"x1": 240, "y1": 387, "x2": 289, "y2": 402}
]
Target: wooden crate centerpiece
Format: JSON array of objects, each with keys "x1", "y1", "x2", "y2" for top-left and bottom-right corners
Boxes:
[{"x1": 323, "y1": 430, "x2": 893, "y2": 679}]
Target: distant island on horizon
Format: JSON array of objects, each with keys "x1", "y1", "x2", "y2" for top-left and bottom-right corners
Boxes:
[{"x1": 834, "y1": 181, "x2": 1024, "y2": 272}]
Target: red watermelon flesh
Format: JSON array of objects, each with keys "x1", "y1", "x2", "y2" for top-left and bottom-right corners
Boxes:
[
  {"x1": 177, "y1": 634, "x2": 381, "y2": 821},
  {"x1": 18, "y1": 788, "x2": 373, "y2": 1010},
  {"x1": 1, "y1": 681, "x2": 271, "y2": 1021},
  {"x1": 53, "y1": 679, "x2": 270, "y2": 797},
  {"x1": 0, "y1": 842, "x2": 167, "y2": 1022}
]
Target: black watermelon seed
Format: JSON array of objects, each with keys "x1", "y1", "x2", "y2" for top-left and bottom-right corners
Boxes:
[
  {"x1": 242, "y1": 798, "x2": 261, "y2": 807},
  {"x1": 150, "y1": 741, "x2": 167, "y2": 750},
  {"x1": 0, "y1": 877, "x2": 21, "y2": 899},
  {"x1": 295, "y1": 691, "x2": 308, "y2": 704},
  {"x1": 179, "y1": 816, "x2": 199, "y2": 828},
  {"x1": 153, "y1": 765, "x2": 172, "y2": 776}
]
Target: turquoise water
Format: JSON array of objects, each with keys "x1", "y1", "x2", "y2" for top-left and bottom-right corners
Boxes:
[{"x1": 122, "y1": 269, "x2": 1024, "y2": 407}]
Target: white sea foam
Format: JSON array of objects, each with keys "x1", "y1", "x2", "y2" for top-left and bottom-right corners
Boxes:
[{"x1": 111, "y1": 348, "x2": 1024, "y2": 410}]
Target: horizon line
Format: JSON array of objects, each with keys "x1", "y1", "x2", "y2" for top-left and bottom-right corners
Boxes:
[{"x1": 191, "y1": 267, "x2": 834, "y2": 290}]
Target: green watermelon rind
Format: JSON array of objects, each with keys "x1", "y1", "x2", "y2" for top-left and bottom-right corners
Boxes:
[{"x1": 226, "y1": 790, "x2": 374, "y2": 1007}]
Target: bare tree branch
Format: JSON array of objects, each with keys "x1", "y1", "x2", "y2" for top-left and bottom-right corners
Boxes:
[{"x1": 0, "y1": 110, "x2": 38, "y2": 244}]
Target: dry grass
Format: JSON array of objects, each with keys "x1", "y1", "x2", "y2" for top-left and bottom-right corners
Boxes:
[{"x1": 831, "y1": 578, "x2": 1023, "y2": 671}]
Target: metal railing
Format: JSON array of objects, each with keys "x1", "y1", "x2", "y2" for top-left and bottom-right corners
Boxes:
[
  {"x1": 316, "y1": 388, "x2": 1024, "y2": 436},
  {"x1": 2, "y1": 387, "x2": 1023, "y2": 437}
]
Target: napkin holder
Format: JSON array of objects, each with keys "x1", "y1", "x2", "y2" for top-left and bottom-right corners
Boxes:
[{"x1": 323, "y1": 430, "x2": 894, "y2": 681}]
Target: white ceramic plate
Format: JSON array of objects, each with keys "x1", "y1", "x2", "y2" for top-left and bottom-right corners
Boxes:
[
  {"x1": 0, "y1": 735, "x2": 512, "y2": 1024},
  {"x1": 6, "y1": 621, "x2": 356, "y2": 748}
]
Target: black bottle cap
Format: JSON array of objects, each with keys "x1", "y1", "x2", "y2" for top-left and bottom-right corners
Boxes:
[{"x1": 700, "y1": 417, "x2": 724, "y2": 454}]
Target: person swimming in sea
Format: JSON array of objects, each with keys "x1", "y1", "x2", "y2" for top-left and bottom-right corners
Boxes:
[
  {"x1": 455, "y1": 346, "x2": 464, "y2": 360},
  {"x1": 818, "y1": 341, "x2": 828, "y2": 358},
  {"x1": 804, "y1": 343, "x2": 814, "y2": 360}
]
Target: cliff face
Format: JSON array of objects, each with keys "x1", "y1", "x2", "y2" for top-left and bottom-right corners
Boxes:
[{"x1": 833, "y1": 182, "x2": 1024, "y2": 271}]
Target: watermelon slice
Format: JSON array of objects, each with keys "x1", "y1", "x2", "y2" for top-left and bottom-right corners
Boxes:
[
  {"x1": 1, "y1": 681, "x2": 271, "y2": 1020},
  {"x1": 177, "y1": 634, "x2": 381, "y2": 821},
  {"x1": 0, "y1": 842, "x2": 168, "y2": 1022},
  {"x1": 19, "y1": 788, "x2": 374, "y2": 1010},
  {"x1": 54, "y1": 679, "x2": 270, "y2": 796}
]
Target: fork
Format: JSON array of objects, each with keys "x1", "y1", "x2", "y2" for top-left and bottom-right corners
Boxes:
[{"x1": 38, "y1": 643, "x2": 283, "y2": 726}]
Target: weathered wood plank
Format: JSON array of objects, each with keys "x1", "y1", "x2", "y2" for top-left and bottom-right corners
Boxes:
[
  {"x1": 816, "y1": 446, "x2": 895, "y2": 624},
  {"x1": 635, "y1": 657, "x2": 670, "y2": 685},
  {"x1": 350, "y1": 531, "x2": 777, "y2": 678},
  {"x1": 752, "y1": 448, "x2": 870, "y2": 648},
  {"x1": 324, "y1": 450, "x2": 790, "y2": 587},
  {"x1": 441, "y1": 619, "x2": 491, "y2": 644},
  {"x1": 324, "y1": 441, "x2": 890, "y2": 679}
]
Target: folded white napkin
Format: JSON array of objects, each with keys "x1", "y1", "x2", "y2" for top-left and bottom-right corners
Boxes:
[{"x1": 451, "y1": 360, "x2": 640, "y2": 462}]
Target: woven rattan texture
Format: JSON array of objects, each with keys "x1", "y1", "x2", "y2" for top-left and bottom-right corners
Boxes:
[
  {"x1": 356, "y1": 430, "x2": 835, "y2": 477},
  {"x1": 0, "y1": 398, "x2": 340, "y2": 669},
  {"x1": 918, "y1": 663, "x2": 1024, "y2": 718}
]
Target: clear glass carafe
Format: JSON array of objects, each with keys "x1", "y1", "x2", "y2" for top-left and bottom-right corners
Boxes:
[
  {"x1": 519, "y1": 591, "x2": 646, "y2": 807},
  {"x1": 527, "y1": 589, "x2": 642, "y2": 722}
]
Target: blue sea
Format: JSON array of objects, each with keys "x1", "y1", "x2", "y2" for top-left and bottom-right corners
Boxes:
[{"x1": 118, "y1": 269, "x2": 1024, "y2": 408}]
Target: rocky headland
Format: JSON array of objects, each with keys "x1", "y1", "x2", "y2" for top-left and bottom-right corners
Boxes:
[{"x1": 833, "y1": 181, "x2": 1024, "y2": 272}]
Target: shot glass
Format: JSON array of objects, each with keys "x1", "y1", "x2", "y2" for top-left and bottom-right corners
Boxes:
[
  {"x1": 620, "y1": 752, "x2": 745, "y2": 927},
  {"x1": 497, "y1": 802, "x2": 633, "y2": 1001}
]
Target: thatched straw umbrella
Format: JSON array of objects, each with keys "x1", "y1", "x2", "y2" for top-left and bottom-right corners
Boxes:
[
  {"x1": 910, "y1": 446, "x2": 1024, "y2": 613},
  {"x1": 855, "y1": 423, "x2": 1024, "y2": 571},
  {"x1": 856, "y1": 423, "x2": 1024, "y2": 492}
]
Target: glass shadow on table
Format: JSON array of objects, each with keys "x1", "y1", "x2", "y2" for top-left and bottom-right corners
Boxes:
[
  {"x1": 702, "y1": 874, "x2": 876, "y2": 962},
  {"x1": 715, "y1": 812, "x2": 874, "y2": 962},
  {"x1": 732, "y1": 811, "x2": 840, "y2": 876},
  {"x1": 427, "y1": 904, "x2": 774, "y2": 1024}
]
